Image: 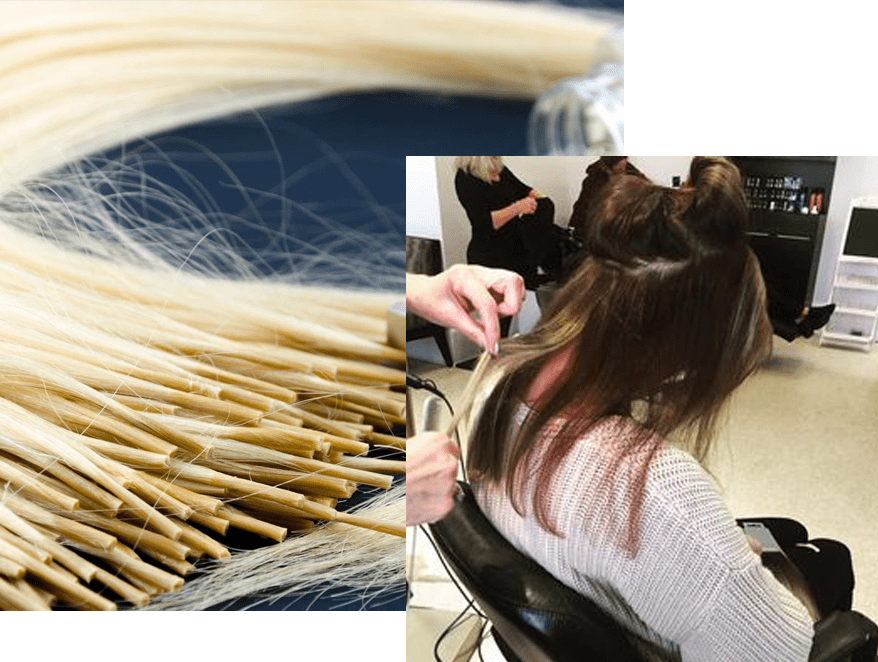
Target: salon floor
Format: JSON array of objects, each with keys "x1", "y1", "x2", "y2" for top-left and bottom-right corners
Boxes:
[{"x1": 406, "y1": 335, "x2": 878, "y2": 661}]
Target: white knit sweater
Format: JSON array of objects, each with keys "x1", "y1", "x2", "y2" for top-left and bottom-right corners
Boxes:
[{"x1": 474, "y1": 414, "x2": 814, "y2": 661}]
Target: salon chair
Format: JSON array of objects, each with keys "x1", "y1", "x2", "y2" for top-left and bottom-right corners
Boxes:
[
  {"x1": 430, "y1": 482, "x2": 644, "y2": 662},
  {"x1": 430, "y1": 482, "x2": 878, "y2": 662}
]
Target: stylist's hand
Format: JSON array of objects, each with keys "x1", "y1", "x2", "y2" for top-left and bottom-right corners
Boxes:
[
  {"x1": 517, "y1": 196, "x2": 538, "y2": 215},
  {"x1": 406, "y1": 265, "x2": 525, "y2": 354},
  {"x1": 406, "y1": 432, "x2": 460, "y2": 526}
]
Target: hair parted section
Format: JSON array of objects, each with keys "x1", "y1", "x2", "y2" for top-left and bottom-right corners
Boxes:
[{"x1": 467, "y1": 156, "x2": 772, "y2": 554}]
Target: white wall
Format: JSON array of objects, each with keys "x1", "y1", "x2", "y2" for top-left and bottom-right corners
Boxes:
[
  {"x1": 434, "y1": 155, "x2": 465, "y2": 268},
  {"x1": 405, "y1": 156, "x2": 441, "y2": 239},
  {"x1": 633, "y1": 156, "x2": 693, "y2": 189},
  {"x1": 813, "y1": 157, "x2": 878, "y2": 304}
]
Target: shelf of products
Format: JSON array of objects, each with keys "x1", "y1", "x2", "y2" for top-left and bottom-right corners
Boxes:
[
  {"x1": 743, "y1": 174, "x2": 827, "y2": 214},
  {"x1": 730, "y1": 157, "x2": 837, "y2": 309}
]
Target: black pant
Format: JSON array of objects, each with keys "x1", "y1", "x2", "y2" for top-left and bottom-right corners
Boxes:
[
  {"x1": 467, "y1": 199, "x2": 557, "y2": 291},
  {"x1": 519, "y1": 198, "x2": 558, "y2": 286}
]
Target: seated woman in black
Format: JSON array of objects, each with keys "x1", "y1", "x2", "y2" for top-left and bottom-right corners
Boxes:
[{"x1": 454, "y1": 156, "x2": 556, "y2": 291}]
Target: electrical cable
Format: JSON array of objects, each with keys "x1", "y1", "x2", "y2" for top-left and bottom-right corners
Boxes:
[
  {"x1": 406, "y1": 372, "x2": 468, "y2": 481},
  {"x1": 431, "y1": 595, "x2": 482, "y2": 662},
  {"x1": 406, "y1": 373, "x2": 455, "y2": 417},
  {"x1": 407, "y1": 375, "x2": 490, "y2": 658},
  {"x1": 421, "y1": 525, "x2": 490, "y2": 662}
]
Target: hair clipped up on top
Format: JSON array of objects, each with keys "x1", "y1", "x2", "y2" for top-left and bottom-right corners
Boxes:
[
  {"x1": 686, "y1": 156, "x2": 750, "y2": 248},
  {"x1": 467, "y1": 156, "x2": 772, "y2": 554},
  {"x1": 585, "y1": 156, "x2": 750, "y2": 266}
]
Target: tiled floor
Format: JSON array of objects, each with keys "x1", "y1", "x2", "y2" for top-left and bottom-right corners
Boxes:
[{"x1": 406, "y1": 335, "x2": 878, "y2": 659}]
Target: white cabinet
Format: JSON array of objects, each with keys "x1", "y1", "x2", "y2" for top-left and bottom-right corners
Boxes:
[
  {"x1": 820, "y1": 256, "x2": 878, "y2": 349},
  {"x1": 821, "y1": 198, "x2": 878, "y2": 350}
]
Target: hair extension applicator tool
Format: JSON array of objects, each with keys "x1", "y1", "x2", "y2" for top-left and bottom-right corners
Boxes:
[{"x1": 419, "y1": 395, "x2": 443, "y2": 435}]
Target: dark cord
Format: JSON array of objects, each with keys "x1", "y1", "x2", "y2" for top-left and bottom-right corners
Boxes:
[
  {"x1": 406, "y1": 373, "x2": 455, "y2": 418},
  {"x1": 420, "y1": 525, "x2": 489, "y2": 662},
  {"x1": 406, "y1": 372, "x2": 467, "y2": 482},
  {"x1": 431, "y1": 595, "x2": 480, "y2": 662}
]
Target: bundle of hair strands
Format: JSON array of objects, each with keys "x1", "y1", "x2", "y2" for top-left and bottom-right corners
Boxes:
[
  {"x1": 4, "y1": 0, "x2": 615, "y2": 610},
  {"x1": 0, "y1": 0, "x2": 621, "y2": 191},
  {"x1": 0, "y1": 0, "x2": 617, "y2": 612},
  {"x1": 0, "y1": 183, "x2": 408, "y2": 610}
]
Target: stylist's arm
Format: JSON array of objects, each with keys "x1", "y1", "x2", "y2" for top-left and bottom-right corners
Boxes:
[{"x1": 406, "y1": 265, "x2": 525, "y2": 525}]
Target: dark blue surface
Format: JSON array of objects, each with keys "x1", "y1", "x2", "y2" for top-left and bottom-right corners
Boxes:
[
  {"x1": 278, "y1": 92, "x2": 534, "y2": 156},
  {"x1": 99, "y1": 1, "x2": 622, "y2": 604},
  {"x1": 102, "y1": 103, "x2": 411, "y2": 611}
]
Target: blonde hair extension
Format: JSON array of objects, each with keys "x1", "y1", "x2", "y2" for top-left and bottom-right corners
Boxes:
[
  {"x1": 0, "y1": 0, "x2": 591, "y2": 611},
  {"x1": 0, "y1": 0, "x2": 621, "y2": 190},
  {"x1": 142, "y1": 481, "x2": 405, "y2": 610},
  {"x1": 0, "y1": 157, "x2": 408, "y2": 608}
]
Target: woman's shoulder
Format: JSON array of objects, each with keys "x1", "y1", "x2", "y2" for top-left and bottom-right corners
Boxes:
[
  {"x1": 455, "y1": 167, "x2": 481, "y2": 184},
  {"x1": 565, "y1": 419, "x2": 748, "y2": 563},
  {"x1": 643, "y1": 444, "x2": 725, "y2": 519},
  {"x1": 649, "y1": 444, "x2": 716, "y2": 492},
  {"x1": 499, "y1": 166, "x2": 527, "y2": 188},
  {"x1": 455, "y1": 167, "x2": 487, "y2": 197},
  {"x1": 642, "y1": 445, "x2": 754, "y2": 569}
]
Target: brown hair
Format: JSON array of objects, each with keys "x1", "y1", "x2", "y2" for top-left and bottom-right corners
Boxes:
[
  {"x1": 466, "y1": 157, "x2": 772, "y2": 554},
  {"x1": 568, "y1": 156, "x2": 646, "y2": 235}
]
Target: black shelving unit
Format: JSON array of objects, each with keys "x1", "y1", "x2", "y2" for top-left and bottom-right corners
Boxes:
[{"x1": 730, "y1": 156, "x2": 837, "y2": 307}]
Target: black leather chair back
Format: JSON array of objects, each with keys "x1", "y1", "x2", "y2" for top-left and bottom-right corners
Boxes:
[
  {"x1": 405, "y1": 235, "x2": 455, "y2": 365},
  {"x1": 405, "y1": 236, "x2": 444, "y2": 334},
  {"x1": 429, "y1": 482, "x2": 645, "y2": 662}
]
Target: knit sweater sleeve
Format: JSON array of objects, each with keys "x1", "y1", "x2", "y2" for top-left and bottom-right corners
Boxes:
[
  {"x1": 619, "y1": 449, "x2": 814, "y2": 662},
  {"x1": 679, "y1": 563, "x2": 815, "y2": 661}
]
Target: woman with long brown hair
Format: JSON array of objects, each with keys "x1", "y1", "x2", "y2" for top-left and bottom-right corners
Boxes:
[{"x1": 466, "y1": 157, "x2": 825, "y2": 660}]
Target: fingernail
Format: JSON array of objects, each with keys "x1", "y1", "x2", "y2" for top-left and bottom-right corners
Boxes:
[{"x1": 493, "y1": 342, "x2": 500, "y2": 356}]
